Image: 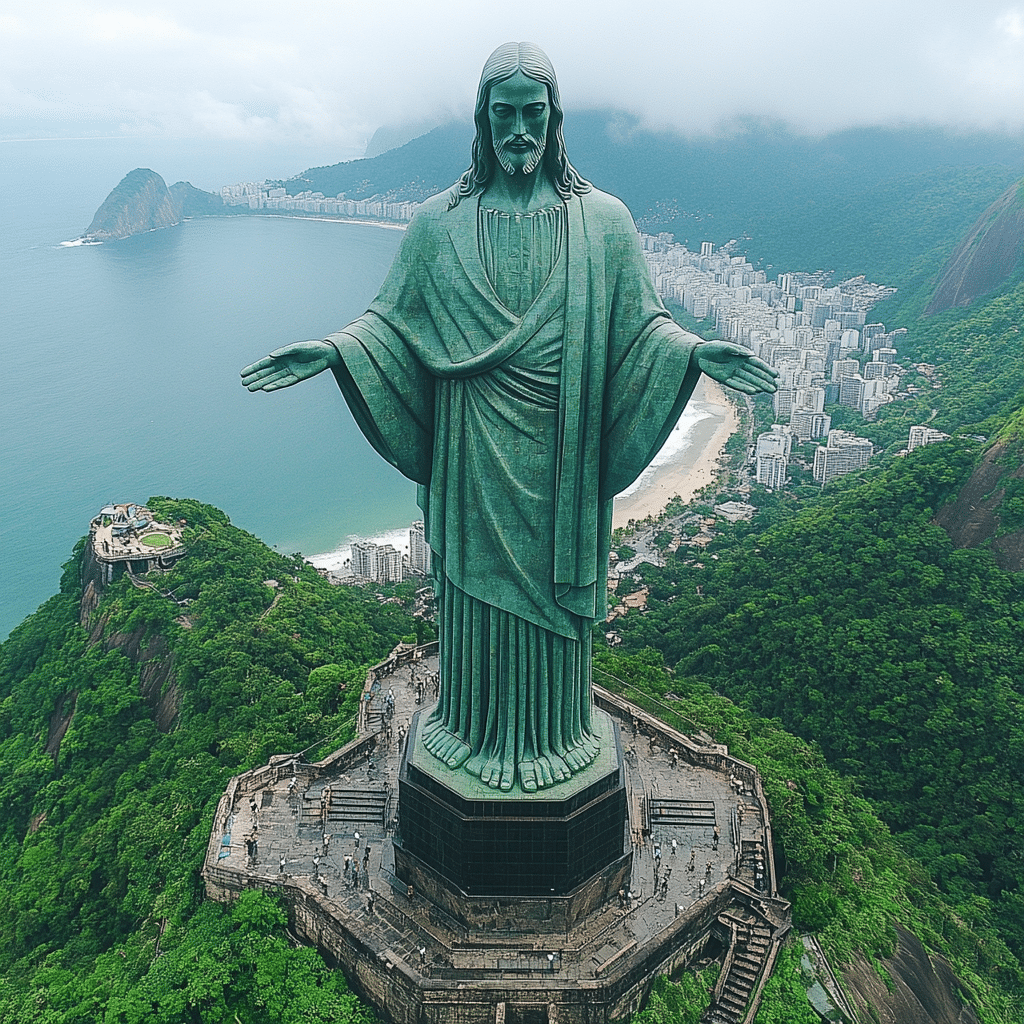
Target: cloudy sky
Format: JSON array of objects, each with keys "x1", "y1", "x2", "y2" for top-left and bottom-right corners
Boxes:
[{"x1": 3, "y1": 0, "x2": 1024, "y2": 158}]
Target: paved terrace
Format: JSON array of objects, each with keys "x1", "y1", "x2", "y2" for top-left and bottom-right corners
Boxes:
[
  {"x1": 90, "y1": 507, "x2": 186, "y2": 564},
  {"x1": 205, "y1": 645, "x2": 786, "y2": 1017}
]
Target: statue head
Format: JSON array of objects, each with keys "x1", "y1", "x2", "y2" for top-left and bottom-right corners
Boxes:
[{"x1": 450, "y1": 42, "x2": 591, "y2": 206}]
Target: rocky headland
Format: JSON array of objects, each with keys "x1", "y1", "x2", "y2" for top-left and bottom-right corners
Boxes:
[{"x1": 83, "y1": 167, "x2": 226, "y2": 242}]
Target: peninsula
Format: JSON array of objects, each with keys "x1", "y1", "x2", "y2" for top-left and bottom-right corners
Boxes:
[{"x1": 83, "y1": 167, "x2": 229, "y2": 242}]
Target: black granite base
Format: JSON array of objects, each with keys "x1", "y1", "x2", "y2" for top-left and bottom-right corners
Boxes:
[{"x1": 396, "y1": 709, "x2": 629, "y2": 899}]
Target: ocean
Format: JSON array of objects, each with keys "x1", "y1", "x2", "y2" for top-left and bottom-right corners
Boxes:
[
  {"x1": 1, "y1": 138, "x2": 417, "y2": 640},
  {"x1": 0, "y1": 137, "x2": 729, "y2": 640}
]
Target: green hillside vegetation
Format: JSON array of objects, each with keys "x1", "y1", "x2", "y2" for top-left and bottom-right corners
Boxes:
[
  {"x1": 0, "y1": 496, "x2": 1019, "y2": 1021},
  {"x1": 856, "y1": 278, "x2": 1024, "y2": 452},
  {"x1": 612, "y1": 393, "x2": 1024, "y2": 961},
  {"x1": 0, "y1": 498, "x2": 415, "y2": 1022},
  {"x1": 596, "y1": 649, "x2": 1023, "y2": 1022}
]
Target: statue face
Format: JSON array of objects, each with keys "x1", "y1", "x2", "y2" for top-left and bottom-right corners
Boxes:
[{"x1": 488, "y1": 71, "x2": 550, "y2": 177}]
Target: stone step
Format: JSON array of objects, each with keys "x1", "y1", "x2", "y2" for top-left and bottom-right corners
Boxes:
[{"x1": 648, "y1": 798, "x2": 717, "y2": 825}]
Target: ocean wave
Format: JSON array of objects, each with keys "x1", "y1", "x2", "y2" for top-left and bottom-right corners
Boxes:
[
  {"x1": 59, "y1": 237, "x2": 102, "y2": 247},
  {"x1": 616, "y1": 402, "x2": 716, "y2": 498},
  {"x1": 308, "y1": 525, "x2": 414, "y2": 573}
]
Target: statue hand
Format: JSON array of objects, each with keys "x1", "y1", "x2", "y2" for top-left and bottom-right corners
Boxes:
[
  {"x1": 240, "y1": 340, "x2": 340, "y2": 392},
  {"x1": 695, "y1": 341, "x2": 778, "y2": 395}
]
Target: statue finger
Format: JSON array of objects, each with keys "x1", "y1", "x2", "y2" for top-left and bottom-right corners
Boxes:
[
  {"x1": 263, "y1": 374, "x2": 300, "y2": 391},
  {"x1": 246, "y1": 367, "x2": 295, "y2": 391},
  {"x1": 746, "y1": 356, "x2": 777, "y2": 376},
  {"x1": 240, "y1": 356, "x2": 277, "y2": 378}
]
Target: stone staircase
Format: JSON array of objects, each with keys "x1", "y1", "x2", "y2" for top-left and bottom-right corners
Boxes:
[
  {"x1": 302, "y1": 787, "x2": 388, "y2": 829},
  {"x1": 702, "y1": 911, "x2": 773, "y2": 1024},
  {"x1": 647, "y1": 797, "x2": 716, "y2": 827}
]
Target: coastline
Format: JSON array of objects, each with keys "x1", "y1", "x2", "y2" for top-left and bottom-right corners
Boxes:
[
  {"x1": 612, "y1": 378, "x2": 738, "y2": 529},
  {"x1": 309, "y1": 378, "x2": 739, "y2": 570},
  {"x1": 251, "y1": 213, "x2": 409, "y2": 232}
]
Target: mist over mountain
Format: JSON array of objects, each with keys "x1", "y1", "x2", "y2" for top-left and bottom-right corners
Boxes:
[{"x1": 286, "y1": 114, "x2": 1023, "y2": 285}]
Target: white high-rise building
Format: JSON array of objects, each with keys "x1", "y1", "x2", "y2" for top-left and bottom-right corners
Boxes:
[
  {"x1": 773, "y1": 388, "x2": 795, "y2": 419},
  {"x1": 409, "y1": 520, "x2": 431, "y2": 575},
  {"x1": 756, "y1": 424, "x2": 794, "y2": 461},
  {"x1": 351, "y1": 541, "x2": 404, "y2": 583},
  {"x1": 795, "y1": 386, "x2": 826, "y2": 413},
  {"x1": 832, "y1": 358, "x2": 860, "y2": 383},
  {"x1": 813, "y1": 431, "x2": 873, "y2": 485},
  {"x1": 908, "y1": 426, "x2": 951, "y2": 451},
  {"x1": 756, "y1": 452, "x2": 788, "y2": 490}
]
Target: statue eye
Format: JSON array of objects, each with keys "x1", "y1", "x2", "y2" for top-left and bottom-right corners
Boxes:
[
  {"x1": 525, "y1": 104, "x2": 547, "y2": 118},
  {"x1": 491, "y1": 104, "x2": 514, "y2": 118}
]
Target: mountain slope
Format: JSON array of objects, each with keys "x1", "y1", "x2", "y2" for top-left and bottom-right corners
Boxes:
[
  {"x1": 84, "y1": 169, "x2": 228, "y2": 240},
  {"x1": 288, "y1": 118, "x2": 1023, "y2": 283},
  {"x1": 927, "y1": 177, "x2": 1024, "y2": 313}
]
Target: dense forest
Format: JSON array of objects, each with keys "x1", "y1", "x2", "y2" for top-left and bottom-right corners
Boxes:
[
  {"x1": 610, "y1": 273, "x2": 1024, "y2": 1015},
  {"x1": 0, "y1": 498, "x2": 415, "y2": 1022},
  {"x1": 2, "y1": 495, "x2": 1021, "y2": 1021}
]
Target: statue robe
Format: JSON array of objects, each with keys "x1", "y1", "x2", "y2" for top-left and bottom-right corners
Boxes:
[{"x1": 326, "y1": 185, "x2": 703, "y2": 784}]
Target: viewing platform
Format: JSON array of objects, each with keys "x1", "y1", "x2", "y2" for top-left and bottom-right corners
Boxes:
[
  {"x1": 87, "y1": 503, "x2": 187, "y2": 581},
  {"x1": 203, "y1": 643, "x2": 790, "y2": 1024}
]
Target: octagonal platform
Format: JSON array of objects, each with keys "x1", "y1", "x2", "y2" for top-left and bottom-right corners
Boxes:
[{"x1": 203, "y1": 643, "x2": 790, "y2": 1024}]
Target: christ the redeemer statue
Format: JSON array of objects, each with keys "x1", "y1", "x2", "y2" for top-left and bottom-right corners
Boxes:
[{"x1": 242, "y1": 42, "x2": 777, "y2": 794}]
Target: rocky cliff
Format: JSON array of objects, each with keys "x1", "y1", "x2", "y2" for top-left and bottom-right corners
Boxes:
[
  {"x1": 926, "y1": 177, "x2": 1024, "y2": 314},
  {"x1": 934, "y1": 406, "x2": 1024, "y2": 570},
  {"x1": 84, "y1": 168, "x2": 225, "y2": 241}
]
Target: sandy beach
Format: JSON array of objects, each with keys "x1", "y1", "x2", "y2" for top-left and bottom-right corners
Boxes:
[{"x1": 612, "y1": 378, "x2": 739, "y2": 529}]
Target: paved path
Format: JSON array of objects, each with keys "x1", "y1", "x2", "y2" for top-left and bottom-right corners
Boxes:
[{"x1": 220, "y1": 652, "x2": 771, "y2": 977}]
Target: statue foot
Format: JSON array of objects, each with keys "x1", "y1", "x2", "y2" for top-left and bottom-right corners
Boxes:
[
  {"x1": 420, "y1": 718, "x2": 447, "y2": 753},
  {"x1": 421, "y1": 724, "x2": 470, "y2": 768},
  {"x1": 562, "y1": 744, "x2": 587, "y2": 773},
  {"x1": 543, "y1": 752, "x2": 569, "y2": 782},
  {"x1": 444, "y1": 741, "x2": 471, "y2": 769},
  {"x1": 519, "y1": 762, "x2": 538, "y2": 792},
  {"x1": 535, "y1": 756, "x2": 555, "y2": 788},
  {"x1": 481, "y1": 756, "x2": 515, "y2": 791},
  {"x1": 465, "y1": 751, "x2": 489, "y2": 776}
]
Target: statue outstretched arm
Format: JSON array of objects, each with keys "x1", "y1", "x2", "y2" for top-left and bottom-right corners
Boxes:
[
  {"x1": 240, "y1": 340, "x2": 341, "y2": 392},
  {"x1": 694, "y1": 340, "x2": 778, "y2": 395}
]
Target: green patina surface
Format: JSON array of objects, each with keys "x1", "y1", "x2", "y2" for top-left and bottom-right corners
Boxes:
[
  {"x1": 409, "y1": 708, "x2": 616, "y2": 802},
  {"x1": 241, "y1": 42, "x2": 776, "y2": 799}
]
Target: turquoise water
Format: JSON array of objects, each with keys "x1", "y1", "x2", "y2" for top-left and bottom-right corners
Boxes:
[{"x1": 1, "y1": 139, "x2": 416, "y2": 639}]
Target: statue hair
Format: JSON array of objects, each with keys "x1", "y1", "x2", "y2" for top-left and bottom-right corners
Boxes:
[{"x1": 449, "y1": 42, "x2": 591, "y2": 208}]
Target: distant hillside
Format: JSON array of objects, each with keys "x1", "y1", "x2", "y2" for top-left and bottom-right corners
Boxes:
[
  {"x1": 926, "y1": 177, "x2": 1024, "y2": 313},
  {"x1": 84, "y1": 168, "x2": 229, "y2": 241},
  {"x1": 288, "y1": 117, "x2": 1024, "y2": 285},
  {"x1": 935, "y1": 402, "x2": 1024, "y2": 569}
]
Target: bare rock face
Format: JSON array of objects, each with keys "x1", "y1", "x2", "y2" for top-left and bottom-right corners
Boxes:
[
  {"x1": 841, "y1": 924, "x2": 979, "y2": 1024},
  {"x1": 84, "y1": 168, "x2": 181, "y2": 241},
  {"x1": 934, "y1": 438, "x2": 1024, "y2": 571},
  {"x1": 927, "y1": 178, "x2": 1024, "y2": 314},
  {"x1": 83, "y1": 169, "x2": 225, "y2": 241}
]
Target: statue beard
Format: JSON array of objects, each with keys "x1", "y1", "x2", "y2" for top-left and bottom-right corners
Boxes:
[{"x1": 493, "y1": 135, "x2": 545, "y2": 176}]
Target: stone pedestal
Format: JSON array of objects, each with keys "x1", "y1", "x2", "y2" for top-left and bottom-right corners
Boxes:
[{"x1": 394, "y1": 709, "x2": 630, "y2": 930}]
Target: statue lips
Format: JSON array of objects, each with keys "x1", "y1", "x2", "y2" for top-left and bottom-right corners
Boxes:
[{"x1": 494, "y1": 134, "x2": 544, "y2": 176}]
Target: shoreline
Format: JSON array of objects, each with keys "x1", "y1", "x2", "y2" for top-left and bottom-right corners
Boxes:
[
  {"x1": 612, "y1": 378, "x2": 738, "y2": 529},
  {"x1": 309, "y1": 378, "x2": 739, "y2": 569}
]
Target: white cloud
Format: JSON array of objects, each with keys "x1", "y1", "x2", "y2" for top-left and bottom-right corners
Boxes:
[{"x1": 3, "y1": 0, "x2": 1024, "y2": 145}]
